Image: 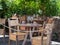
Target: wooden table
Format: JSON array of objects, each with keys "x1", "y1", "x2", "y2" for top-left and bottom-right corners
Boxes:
[{"x1": 18, "y1": 23, "x2": 42, "y2": 45}]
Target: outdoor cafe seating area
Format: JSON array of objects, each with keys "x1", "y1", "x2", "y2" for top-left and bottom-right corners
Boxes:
[{"x1": 0, "y1": 14, "x2": 59, "y2": 45}]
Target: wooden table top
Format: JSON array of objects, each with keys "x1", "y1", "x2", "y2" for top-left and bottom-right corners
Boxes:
[{"x1": 18, "y1": 23, "x2": 42, "y2": 27}]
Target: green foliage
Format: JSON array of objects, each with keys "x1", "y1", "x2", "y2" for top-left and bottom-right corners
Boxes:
[
  {"x1": 40, "y1": 0, "x2": 58, "y2": 16},
  {"x1": 5, "y1": 0, "x2": 41, "y2": 15},
  {"x1": 56, "y1": 0, "x2": 60, "y2": 16},
  {"x1": 0, "y1": 0, "x2": 8, "y2": 18},
  {"x1": 0, "y1": 0, "x2": 60, "y2": 18}
]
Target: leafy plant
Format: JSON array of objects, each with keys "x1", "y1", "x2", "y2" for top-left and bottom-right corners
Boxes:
[{"x1": 0, "y1": 0, "x2": 60, "y2": 18}]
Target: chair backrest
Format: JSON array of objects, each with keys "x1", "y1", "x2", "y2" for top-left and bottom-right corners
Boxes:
[
  {"x1": 8, "y1": 18, "x2": 19, "y2": 27},
  {"x1": 8, "y1": 18, "x2": 19, "y2": 34},
  {"x1": 20, "y1": 15, "x2": 27, "y2": 23}
]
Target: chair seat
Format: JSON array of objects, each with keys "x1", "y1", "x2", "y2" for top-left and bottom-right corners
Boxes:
[
  {"x1": 32, "y1": 36, "x2": 47, "y2": 39},
  {"x1": 11, "y1": 32, "x2": 27, "y2": 35},
  {"x1": 32, "y1": 36, "x2": 47, "y2": 45},
  {"x1": 9, "y1": 32, "x2": 27, "y2": 41}
]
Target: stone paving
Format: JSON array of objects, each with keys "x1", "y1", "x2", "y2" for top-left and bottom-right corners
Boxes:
[
  {"x1": 0, "y1": 35, "x2": 60, "y2": 45},
  {"x1": 0, "y1": 37, "x2": 31, "y2": 45}
]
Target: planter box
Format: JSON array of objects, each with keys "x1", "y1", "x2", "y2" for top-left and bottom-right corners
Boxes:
[{"x1": 32, "y1": 36, "x2": 47, "y2": 45}]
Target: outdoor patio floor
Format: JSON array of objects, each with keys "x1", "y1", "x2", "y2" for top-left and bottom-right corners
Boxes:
[
  {"x1": 0, "y1": 35, "x2": 60, "y2": 45},
  {"x1": 0, "y1": 37, "x2": 31, "y2": 45}
]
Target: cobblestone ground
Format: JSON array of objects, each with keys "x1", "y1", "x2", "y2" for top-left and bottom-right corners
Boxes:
[
  {"x1": 0, "y1": 37, "x2": 31, "y2": 45},
  {"x1": 0, "y1": 37, "x2": 60, "y2": 45}
]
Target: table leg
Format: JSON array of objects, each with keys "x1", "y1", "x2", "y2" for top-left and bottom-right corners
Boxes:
[
  {"x1": 30, "y1": 27, "x2": 35, "y2": 45},
  {"x1": 30, "y1": 30, "x2": 32, "y2": 45},
  {"x1": 3, "y1": 26, "x2": 5, "y2": 43},
  {"x1": 41, "y1": 31, "x2": 43, "y2": 45},
  {"x1": 22, "y1": 33, "x2": 28, "y2": 45}
]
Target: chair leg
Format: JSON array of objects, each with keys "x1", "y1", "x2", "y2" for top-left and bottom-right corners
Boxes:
[
  {"x1": 3, "y1": 30, "x2": 5, "y2": 43},
  {"x1": 2, "y1": 27, "x2": 5, "y2": 43},
  {"x1": 16, "y1": 40, "x2": 18, "y2": 45},
  {"x1": 2, "y1": 34, "x2": 4, "y2": 42},
  {"x1": 41, "y1": 32, "x2": 43, "y2": 45},
  {"x1": 16, "y1": 36, "x2": 18, "y2": 45},
  {"x1": 22, "y1": 34, "x2": 28, "y2": 45},
  {"x1": 9, "y1": 39, "x2": 10, "y2": 45},
  {"x1": 30, "y1": 30, "x2": 32, "y2": 45}
]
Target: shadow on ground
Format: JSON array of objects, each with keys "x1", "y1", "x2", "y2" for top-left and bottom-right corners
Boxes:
[{"x1": 0, "y1": 37, "x2": 31, "y2": 45}]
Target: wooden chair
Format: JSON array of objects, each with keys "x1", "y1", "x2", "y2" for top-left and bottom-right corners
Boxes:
[
  {"x1": 32, "y1": 26, "x2": 47, "y2": 45},
  {"x1": 0, "y1": 18, "x2": 6, "y2": 42},
  {"x1": 20, "y1": 15, "x2": 27, "y2": 23},
  {"x1": 19, "y1": 15, "x2": 27, "y2": 31},
  {"x1": 32, "y1": 18, "x2": 54, "y2": 45},
  {"x1": 11, "y1": 14, "x2": 18, "y2": 19},
  {"x1": 8, "y1": 18, "x2": 27, "y2": 45}
]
